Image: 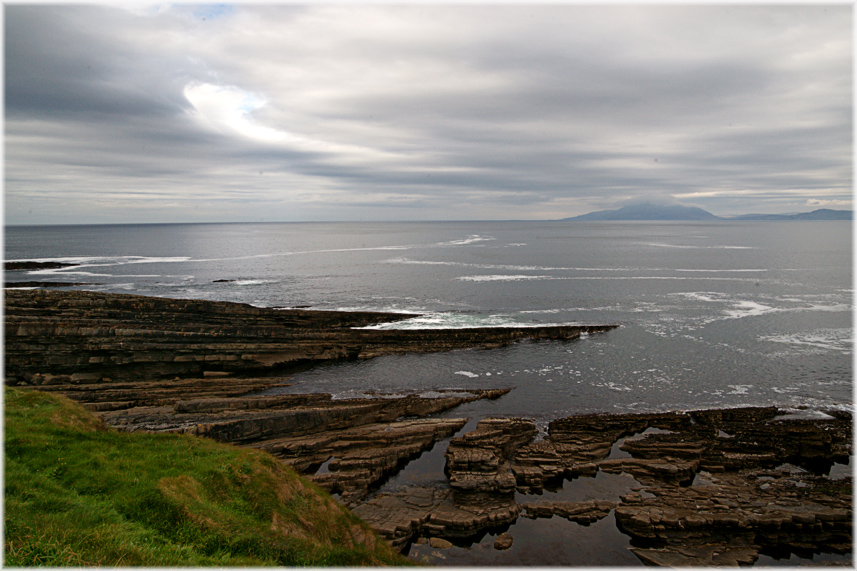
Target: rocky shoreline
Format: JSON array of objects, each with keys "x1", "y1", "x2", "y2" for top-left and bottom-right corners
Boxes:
[
  {"x1": 4, "y1": 289, "x2": 852, "y2": 566},
  {"x1": 5, "y1": 289, "x2": 614, "y2": 385}
]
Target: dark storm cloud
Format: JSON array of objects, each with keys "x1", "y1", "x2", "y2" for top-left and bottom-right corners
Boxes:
[{"x1": 4, "y1": 4, "x2": 852, "y2": 224}]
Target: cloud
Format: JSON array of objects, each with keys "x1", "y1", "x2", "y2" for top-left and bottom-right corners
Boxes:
[
  {"x1": 4, "y1": 4, "x2": 852, "y2": 224},
  {"x1": 184, "y1": 82, "x2": 288, "y2": 143}
]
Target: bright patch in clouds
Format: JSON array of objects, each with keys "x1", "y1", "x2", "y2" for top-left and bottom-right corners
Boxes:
[{"x1": 184, "y1": 82, "x2": 287, "y2": 143}]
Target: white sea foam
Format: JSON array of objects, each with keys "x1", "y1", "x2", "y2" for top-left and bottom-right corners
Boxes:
[
  {"x1": 675, "y1": 268, "x2": 767, "y2": 273},
  {"x1": 723, "y1": 301, "x2": 775, "y2": 319},
  {"x1": 458, "y1": 275, "x2": 758, "y2": 282},
  {"x1": 458, "y1": 275, "x2": 552, "y2": 282},
  {"x1": 358, "y1": 310, "x2": 576, "y2": 330},
  {"x1": 773, "y1": 409, "x2": 836, "y2": 421},
  {"x1": 639, "y1": 242, "x2": 755, "y2": 250},
  {"x1": 383, "y1": 257, "x2": 637, "y2": 272},
  {"x1": 761, "y1": 329, "x2": 853, "y2": 354},
  {"x1": 28, "y1": 270, "x2": 115, "y2": 277},
  {"x1": 727, "y1": 385, "x2": 753, "y2": 395},
  {"x1": 436, "y1": 235, "x2": 495, "y2": 246},
  {"x1": 454, "y1": 371, "x2": 479, "y2": 378}
]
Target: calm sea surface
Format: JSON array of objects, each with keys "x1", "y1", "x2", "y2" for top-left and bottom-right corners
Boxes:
[{"x1": 5, "y1": 220, "x2": 853, "y2": 565}]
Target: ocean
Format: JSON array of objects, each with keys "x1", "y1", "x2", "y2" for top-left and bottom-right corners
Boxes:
[
  {"x1": 6, "y1": 220, "x2": 852, "y2": 420},
  {"x1": 5, "y1": 220, "x2": 853, "y2": 565}
]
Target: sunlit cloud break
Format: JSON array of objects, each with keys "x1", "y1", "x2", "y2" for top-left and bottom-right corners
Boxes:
[{"x1": 184, "y1": 82, "x2": 287, "y2": 143}]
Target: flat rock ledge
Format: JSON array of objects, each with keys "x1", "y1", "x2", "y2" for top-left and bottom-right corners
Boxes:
[{"x1": 4, "y1": 289, "x2": 616, "y2": 384}]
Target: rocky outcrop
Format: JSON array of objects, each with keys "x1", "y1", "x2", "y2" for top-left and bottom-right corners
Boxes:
[
  {"x1": 4, "y1": 289, "x2": 617, "y2": 384},
  {"x1": 282, "y1": 418, "x2": 469, "y2": 504},
  {"x1": 617, "y1": 469, "x2": 852, "y2": 566},
  {"x1": 352, "y1": 487, "x2": 521, "y2": 551},
  {"x1": 86, "y1": 387, "x2": 510, "y2": 502},
  {"x1": 445, "y1": 418, "x2": 537, "y2": 493},
  {"x1": 520, "y1": 499, "x2": 616, "y2": 525},
  {"x1": 30, "y1": 376, "x2": 294, "y2": 411}
]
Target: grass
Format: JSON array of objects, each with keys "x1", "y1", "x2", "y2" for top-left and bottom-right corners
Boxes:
[{"x1": 4, "y1": 387, "x2": 410, "y2": 566}]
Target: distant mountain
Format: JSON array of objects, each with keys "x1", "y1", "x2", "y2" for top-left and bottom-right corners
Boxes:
[
  {"x1": 562, "y1": 203, "x2": 719, "y2": 221},
  {"x1": 729, "y1": 209, "x2": 853, "y2": 221},
  {"x1": 562, "y1": 204, "x2": 853, "y2": 222}
]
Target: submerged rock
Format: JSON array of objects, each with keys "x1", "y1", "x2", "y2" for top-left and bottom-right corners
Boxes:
[{"x1": 493, "y1": 532, "x2": 513, "y2": 550}]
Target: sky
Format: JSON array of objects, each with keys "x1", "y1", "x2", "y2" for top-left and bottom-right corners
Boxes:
[{"x1": 4, "y1": 3, "x2": 853, "y2": 225}]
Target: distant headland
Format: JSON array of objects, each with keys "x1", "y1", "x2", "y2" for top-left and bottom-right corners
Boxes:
[{"x1": 562, "y1": 203, "x2": 853, "y2": 221}]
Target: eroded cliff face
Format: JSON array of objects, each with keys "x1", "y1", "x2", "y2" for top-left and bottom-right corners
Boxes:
[{"x1": 4, "y1": 289, "x2": 615, "y2": 384}]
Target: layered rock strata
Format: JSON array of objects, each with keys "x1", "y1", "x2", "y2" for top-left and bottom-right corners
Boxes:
[
  {"x1": 445, "y1": 417, "x2": 538, "y2": 493},
  {"x1": 84, "y1": 385, "x2": 508, "y2": 502},
  {"x1": 519, "y1": 499, "x2": 617, "y2": 525},
  {"x1": 3, "y1": 289, "x2": 851, "y2": 565},
  {"x1": 359, "y1": 408, "x2": 851, "y2": 565},
  {"x1": 353, "y1": 487, "x2": 521, "y2": 551},
  {"x1": 5, "y1": 289, "x2": 616, "y2": 384}
]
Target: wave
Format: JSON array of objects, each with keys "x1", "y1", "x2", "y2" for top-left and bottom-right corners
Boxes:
[
  {"x1": 457, "y1": 275, "x2": 553, "y2": 282},
  {"x1": 457, "y1": 275, "x2": 761, "y2": 282},
  {"x1": 672, "y1": 291, "x2": 853, "y2": 320},
  {"x1": 761, "y1": 329, "x2": 853, "y2": 354},
  {"x1": 384, "y1": 257, "x2": 654, "y2": 272},
  {"x1": 675, "y1": 269, "x2": 767, "y2": 273},
  {"x1": 638, "y1": 242, "x2": 755, "y2": 250},
  {"x1": 434, "y1": 235, "x2": 495, "y2": 246},
  {"x1": 356, "y1": 311, "x2": 580, "y2": 330},
  {"x1": 13, "y1": 234, "x2": 494, "y2": 274},
  {"x1": 233, "y1": 279, "x2": 276, "y2": 286}
]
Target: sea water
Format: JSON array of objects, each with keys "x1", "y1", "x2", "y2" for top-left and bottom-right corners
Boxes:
[
  {"x1": 5, "y1": 220, "x2": 853, "y2": 566},
  {"x1": 6, "y1": 220, "x2": 852, "y2": 421}
]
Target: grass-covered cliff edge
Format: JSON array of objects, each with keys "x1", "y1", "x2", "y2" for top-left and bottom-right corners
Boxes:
[{"x1": 3, "y1": 387, "x2": 409, "y2": 566}]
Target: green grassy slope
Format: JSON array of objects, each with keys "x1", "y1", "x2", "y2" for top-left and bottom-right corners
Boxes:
[{"x1": 4, "y1": 388, "x2": 409, "y2": 566}]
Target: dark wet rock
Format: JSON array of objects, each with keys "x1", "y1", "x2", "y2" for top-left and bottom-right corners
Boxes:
[
  {"x1": 429, "y1": 537, "x2": 453, "y2": 549},
  {"x1": 520, "y1": 499, "x2": 616, "y2": 525}
]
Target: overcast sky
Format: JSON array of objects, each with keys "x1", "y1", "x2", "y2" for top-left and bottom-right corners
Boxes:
[{"x1": 4, "y1": 3, "x2": 853, "y2": 224}]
